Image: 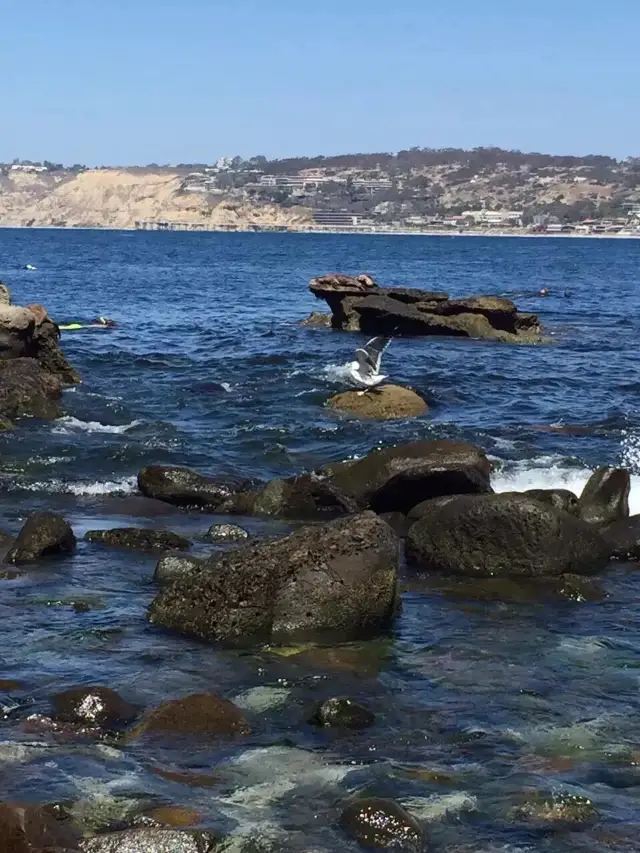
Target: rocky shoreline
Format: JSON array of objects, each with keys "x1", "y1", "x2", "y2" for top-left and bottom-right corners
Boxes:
[{"x1": 1, "y1": 276, "x2": 638, "y2": 851}]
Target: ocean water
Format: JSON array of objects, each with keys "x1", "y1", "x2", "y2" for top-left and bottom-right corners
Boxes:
[{"x1": 1, "y1": 229, "x2": 640, "y2": 850}]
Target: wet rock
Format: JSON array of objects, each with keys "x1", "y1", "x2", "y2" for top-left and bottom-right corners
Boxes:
[
  {"x1": 0, "y1": 356, "x2": 63, "y2": 420},
  {"x1": 51, "y1": 686, "x2": 138, "y2": 730},
  {"x1": 326, "y1": 385, "x2": 429, "y2": 421},
  {"x1": 603, "y1": 514, "x2": 640, "y2": 560},
  {"x1": 340, "y1": 797, "x2": 425, "y2": 851},
  {"x1": 523, "y1": 488, "x2": 580, "y2": 516},
  {"x1": 295, "y1": 642, "x2": 390, "y2": 677},
  {"x1": 138, "y1": 465, "x2": 253, "y2": 510},
  {"x1": 81, "y1": 828, "x2": 216, "y2": 853},
  {"x1": 406, "y1": 493, "x2": 610, "y2": 578},
  {"x1": 154, "y1": 554, "x2": 206, "y2": 585},
  {"x1": 84, "y1": 527, "x2": 191, "y2": 554},
  {"x1": 579, "y1": 467, "x2": 630, "y2": 526},
  {"x1": 0, "y1": 802, "x2": 81, "y2": 852},
  {"x1": 140, "y1": 806, "x2": 202, "y2": 827},
  {"x1": 310, "y1": 275, "x2": 543, "y2": 343},
  {"x1": 206, "y1": 523, "x2": 249, "y2": 542},
  {"x1": 148, "y1": 512, "x2": 399, "y2": 647},
  {"x1": 226, "y1": 472, "x2": 360, "y2": 520},
  {"x1": 509, "y1": 791, "x2": 599, "y2": 828},
  {"x1": 309, "y1": 697, "x2": 375, "y2": 729},
  {"x1": 299, "y1": 310, "x2": 331, "y2": 327},
  {"x1": 130, "y1": 693, "x2": 250, "y2": 740},
  {"x1": 322, "y1": 439, "x2": 491, "y2": 513},
  {"x1": 5, "y1": 511, "x2": 76, "y2": 564}
]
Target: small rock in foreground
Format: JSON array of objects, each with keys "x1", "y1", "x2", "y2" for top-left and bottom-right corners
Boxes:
[
  {"x1": 138, "y1": 465, "x2": 252, "y2": 510},
  {"x1": 326, "y1": 385, "x2": 428, "y2": 420},
  {"x1": 6, "y1": 511, "x2": 76, "y2": 564},
  {"x1": 154, "y1": 554, "x2": 206, "y2": 585},
  {"x1": 84, "y1": 527, "x2": 191, "y2": 554},
  {"x1": 340, "y1": 797, "x2": 426, "y2": 851}
]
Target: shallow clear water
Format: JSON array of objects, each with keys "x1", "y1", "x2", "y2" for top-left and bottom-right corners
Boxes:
[{"x1": 1, "y1": 230, "x2": 640, "y2": 850}]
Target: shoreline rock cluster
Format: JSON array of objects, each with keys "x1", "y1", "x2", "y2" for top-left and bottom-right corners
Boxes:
[
  {"x1": 307, "y1": 273, "x2": 545, "y2": 343},
  {"x1": 0, "y1": 282, "x2": 80, "y2": 428}
]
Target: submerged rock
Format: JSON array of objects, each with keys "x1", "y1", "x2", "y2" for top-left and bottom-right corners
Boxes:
[
  {"x1": 81, "y1": 828, "x2": 216, "y2": 853},
  {"x1": 406, "y1": 494, "x2": 611, "y2": 578},
  {"x1": 321, "y1": 439, "x2": 491, "y2": 514},
  {"x1": 51, "y1": 686, "x2": 138, "y2": 730},
  {"x1": 604, "y1": 514, "x2": 640, "y2": 561},
  {"x1": 84, "y1": 527, "x2": 191, "y2": 554},
  {"x1": 579, "y1": 467, "x2": 630, "y2": 526},
  {"x1": 0, "y1": 802, "x2": 81, "y2": 851},
  {"x1": 206, "y1": 523, "x2": 250, "y2": 542},
  {"x1": 130, "y1": 693, "x2": 250, "y2": 740},
  {"x1": 509, "y1": 791, "x2": 600, "y2": 828},
  {"x1": 340, "y1": 797, "x2": 425, "y2": 851},
  {"x1": 326, "y1": 385, "x2": 428, "y2": 420},
  {"x1": 148, "y1": 512, "x2": 399, "y2": 647},
  {"x1": 138, "y1": 466, "x2": 252, "y2": 510},
  {"x1": 309, "y1": 697, "x2": 375, "y2": 729},
  {"x1": 5, "y1": 511, "x2": 76, "y2": 564},
  {"x1": 310, "y1": 274, "x2": 543, "y2": 343},
  {"x1": 299, "y1": 310, "x2": 331, "y2": 328}
]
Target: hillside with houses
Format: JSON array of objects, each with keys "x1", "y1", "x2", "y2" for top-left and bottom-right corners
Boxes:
[{"x1": 2, "y1": 147, "x2": 640, "y2": 234}]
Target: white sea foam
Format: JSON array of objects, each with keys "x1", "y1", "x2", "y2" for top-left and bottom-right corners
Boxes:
[
  {"x1": 52, "y1": 416, "x2": 142, "y2": 435},
  {"x1": 492, "y1": 458, "x2": 640, "y2": 515},
  {"x1": 323, "y1": 362, "x2": 354, "y2": 383},
  {"x1": 18, "y1": 476, "x2": 137, "y2": 497}
]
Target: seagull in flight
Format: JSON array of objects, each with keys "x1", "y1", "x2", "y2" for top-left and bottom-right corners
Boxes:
[{"x1": 348, "y1": 335, "x2": 393, "y2": 394}]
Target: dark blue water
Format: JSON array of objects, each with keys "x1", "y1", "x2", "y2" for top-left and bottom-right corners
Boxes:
[{"x1": 1, "y1": 230, "x2": 640, "y2": 851}]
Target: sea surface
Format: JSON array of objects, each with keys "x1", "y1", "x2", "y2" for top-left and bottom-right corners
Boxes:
[{"x1": 1, "y1": 229, "x2": 640, "y2": 851}]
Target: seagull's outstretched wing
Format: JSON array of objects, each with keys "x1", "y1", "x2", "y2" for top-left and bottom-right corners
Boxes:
[{"x1": 355, "y1": 336, "x2": 392, "y2": 376}]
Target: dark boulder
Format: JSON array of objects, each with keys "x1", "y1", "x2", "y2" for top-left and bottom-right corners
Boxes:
[
  {"x1": 406, "y1": 493, "x2": 611, "y2": 578},
  {"x1": 137, "y1": 466, "x2": 252, "y2": 510},
  {"x1": 523, "y1": 488, "x2": 580, "y2": 516},
  {"x1": 603, "y1": 514, "x2": 640, "y2": 561},
  {"x1": 0, "y1": 357, "x2": 63, "y2": 421},
  {"x1": 51, "y1": 686, "x2": 138, "y2": 730},
  {"x1": 80, "y1": 828, "x2": 217, "y2": 853},
  {"x1": 226, "y1": 472, "x2": 360, "y2": 519},
  {"x1": 340, "y1": 798, "x2": 425, "y2": 851},
  {"x1": 309, "y1": 697, "x2": 375, "y2": 729},
  {"x1": 5, "y1": 511, "x2": 76, "y2": 564},
  {"x1": 84, "y1": 527, "x2": 191, "y2": 554},
  {"x1": 154, "y1": 554, "x2": 206, "y2": 586},
  {"x1": 129, "y1": 693, "x2": 250, "y2": 741},
  {"x1": 299, "y1": 310, "x2": 331, "y2": 328},
  {"x1": 0, "y1": 802, "x2": 80, "y2": 852},
  {"x1": 148, "y1": 512, "x2": 399, "y2": 647},
  {"x1": 205, "y1": 523, "x2": 249, "y2": 542},
  {"x1": 322, "y1": 439, "x2": 491, "y2": 514},
  {"x1": 579, "y1": 467, "x2": 630, "y2": 526}
]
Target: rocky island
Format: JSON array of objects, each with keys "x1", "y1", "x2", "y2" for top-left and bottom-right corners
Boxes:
[{"x1": 308, "y1": 273, "x2": 544, "y2": 342}]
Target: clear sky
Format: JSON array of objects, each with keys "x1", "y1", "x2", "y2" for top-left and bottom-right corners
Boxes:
[{"x1": 1, "y1": 0, "x2": 638, "y2": 165}]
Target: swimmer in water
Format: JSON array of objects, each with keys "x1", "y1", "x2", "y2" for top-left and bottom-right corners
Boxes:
[
  {"x1": 59, "y1": 317, "x2": 117, "y2": 331},
  {"x1": 90, "y1": 317, "x2": 117, "y2": 327},
  {"x1": 539, "y1": 288, "x2": 549, "y2": 297}
]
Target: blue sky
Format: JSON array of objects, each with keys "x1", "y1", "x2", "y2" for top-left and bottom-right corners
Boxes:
[{"x1": 1, "y1": 0, "x2": 637, "y2": 165}]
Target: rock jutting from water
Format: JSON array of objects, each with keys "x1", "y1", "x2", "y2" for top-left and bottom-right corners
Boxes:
[
  {"x1": 5, "y1": 511, "x2": 76, "y2": 564},
  {"x1": 0, "y1": 287, "x2": 80, "y2": 427},
  {"x1": 84, "y1": 527, "x2": 192, "y2": 554},
  {"x1": 148, "y1": 511, "x2": 399, "y2": 647},
  {"x1": 308, "y1": 273, "x2": 544, "y2": 343},
  {"x1": 326, "y1": 384, "x2": 429, "y2": 420},
  {"x1": 578, "y1": 466, "x2": 630, "y2": 526}
]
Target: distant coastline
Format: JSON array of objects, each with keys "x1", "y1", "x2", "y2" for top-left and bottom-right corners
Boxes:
[{"x1": 1, "y1": 223, "x2": 639, "y2": 239}]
